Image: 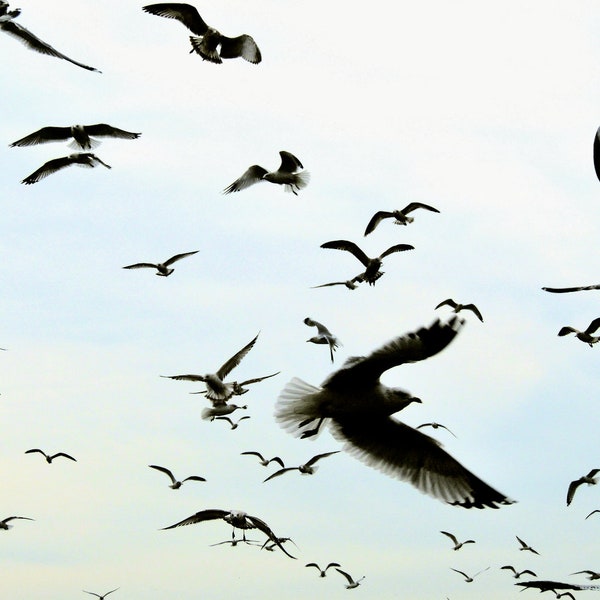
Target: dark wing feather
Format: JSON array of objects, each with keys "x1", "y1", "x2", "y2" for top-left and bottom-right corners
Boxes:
[
  {"x1": 10, "y1": 126, "x2": 72, "y2": 147},
  {"x1": 320, "y1": 240, "x2": 371, "y2": 267},
  {"x1": 219, "y1": 34, "x2": 261, "y2": 63},
  {"x1": 52, "y1": 452, "x2": 77, "y2": 461},
  {"x1": 142, "y1": 3, "x2": 209, "y2": 35},
  {"x1": 216, "y1": 333, "x2": 259, "y2": 379},
  {"x1": 122, "y1": 263, "x2": 159, "y2": 270},
  {"x1": 305, "y1": 451, "x2": 340, "y2": 466},
  {"x1": 594, "y1": 126, "x2": 600, "y2": 184},
  {"x1": 162, "y1": 509, "x2": 228, "y2": 529},
  {"x1": 585, "y1": 318, "x2": 600, "y2": 334},
  {"x1": 379, "y1": 244, "x2": 414, "y2": 259},
  {"x1": 245, "y1": 515, "x2": 296, "y2": 558},
  {"x1": 149, "y1": 464, "x2": 177, "y2": 484},
  {"x1": 163, "y1": 250, "x2": 199, "y2": 266},
  {"x1": 236, "y1": 372, "x2": 280, "y2": 386},
  {"x1": 84, "y1": 124, "x2": 141, "y2": 140},
  {"x1": 543, "y1": 285, "x2": 600, "y2": 293},
  {"x1": 21, "y1": 156, "x2": 76, "y2": 185},
  {"x1": 222, "y1": 165, "x2": 268, "y2": 193},
  {"x1": 277, "y1": 151, "x2": 303, "y2": 173},
  {"x1": 364, "y1": 211, "x2": 394, "y2": 236},
  {"x1": 263, "y1": 468, "x2": 295, "y2": 482},
  {"x1": 402, "y1": 202, "x2": 440, "y2": 214}
]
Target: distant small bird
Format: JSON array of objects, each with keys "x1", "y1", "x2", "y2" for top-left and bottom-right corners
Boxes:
[
  {"x1": 21, "y1": 153, "x2": 110, "y2": 185},
  {"x1": 10, "y1": 124, "x2": 140, "y2": 150},
  {"x1": 555, "y1": 593, "x2": 577, "y2": 600},
  {"x1": 435, "y1": 299, "x2": 484, "y2": 322},
  {"x1": 567, "y1": 469, "x2": 600, "y2": 506},
  {"x1": 215, "y1": 415, "x2": 250, "y2": 430},
  {"x1": 240, "y1": 451, "x2": 285, "y2": 469},
  {"x1": 148, "y1": 465, "x2": 206, "y2": 489},
  {"x1": 162, "y1": 509, "x2": 296, "y2": 559},
  {"x1": 543, "y1": 284, "x2": 600, "y2": 294},
  {"x1": 223, "y1": 151, "x2": 309, "y2": 195},
  {"x1": 516, "y1": 536, "x2": 540, "y2": 555},
  {"x1": 320, "y1": 240, "x2": 414, "y2": 285},
  {"x1": 306, "y1": 562, "x2": 341, "y2": 578},
  {"x1": 558, "y1": 319, "x2": 600, "y2": 347},
  {"x1": 501, "y1": 565, "x2": 537, "y2": 579},
  {"x1": 25, "y1": 449, "x2": 76, "y2": 463},
  {"x1": 440, "y1": 531, "x2": 475, "y2": 551},
  {"x1": 209, "y1": 536, "x2": 260, "y2": 547},
  {"x1": 304, "y1": 318, "x2": 340, "y2": 363},
  {"x1": 0, "y1": 2, "x2": 100, "y2": 72},
  {"x1": 0, "y1": 516, "x2": 34, "y2": 530},
  {"x1": 82, "y1": 589, "x2": 119, "y2": 599},
  {"x1": 417, "y1": 422, "x2": 457, "y2": 437},
  {"x1": 364, "y1": 203, "x2": 440, "y2": 235},
  {"x1": 451, "y1": 567, "x2": 490, "y2": 583},
  {"x1": 123, "y1": 250, "x2": 199, "y2": 277},
  {"x1": 585, "y1": 509, "x2": 600, "y2": 520},
  {"x1": 143, "y1": 2, "x2": 261, "y2": 64},
  {"x1": 572, "y1": 570, "x2": 600, "y2": 580},
  {"x1": 335, "y1": 568, "x2": 365, "y2": 589},
  {"x1": 263, "y1": 451, "x2": 340, "y2": 482},
  {"x1": 311, "y1": 275, "x2": 364, "y2": 291}
]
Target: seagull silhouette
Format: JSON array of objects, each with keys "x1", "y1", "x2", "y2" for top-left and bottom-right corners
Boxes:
[
  {"x1": 304, "y1": 318, "x2": 340, "y2": 363},
  {"x1": 305, "y1": 562, "x2": 341, "y2": 577},
  {"x1": 335, "y1": 568, "x2": 365, "y2": 589},
  {"x1": 558, "y1": 319, "x2": 600, "y2": 347},
  {"x1": 435, "y1": 299, "x2": 484, "y2": 322},
  {"x1": 123, "y1": 250, "x2": 199, "y2": 277},
  {"x1": 311, "y1": 275, "x2": 364, "y2": 291},
  {"x1": 263, "y1": 451, "x2": 340, "y2": 482},
  {"x1": 451, "y1": 567, "x2": 489, "y2": 583},
  {"x1": 25, "y1": 449, "x2": 76, "y2": 463},
  {"x1": 501, "y1": 565, "x2": 537, "y2": 579},
  {"x1": 21, "y1": 153, "x2": 111, "y2": 185},
  {"x1": 417, "y1": 422, "x2": 457, "y2": 437},
  {"x1": 364, "y1": 202, "x2": 440, "y2": 235},
  {"x1": 572, "y1": 570, "x2": 600, "y2": 580},
  {"x1": 516, "y1": 536, "x2": 540, "y2": 555},
  {"x1": 0, "y1": 516, "x2": 34, "y2": 530},
  {"x1": 143, "y1": 3, "x2": 261, "y2": 64},
  {"x1": 148, "y1": 465, "x2": 206, "y2": 489},
  {"x1": 440, "y1": 531, "x2": 475, "y2": 550},
  {"x1": 240, "y1": 451, "x2": 285, "y2": 469},
  {"x1": 190, "y1": 372, "x2": 280, "y2": 397},
  {"x1": 223, "y1": 151, "x2": 309, "y2": 195},
  {"x1": 215, "y1": 415, "x2": 251, "y2": 430},
  {"x1": 275, "y1": 317, "x2": 514, "y2": 509},
  {"x1": 585, "y1": 509, "x2": 600, "y2": 520},
  {"x1": 82, "y1": 588, "x2": 119, "y2": 599},
  {"x1": 567, "y1": 469, "x2": 600, "y2": 506}
]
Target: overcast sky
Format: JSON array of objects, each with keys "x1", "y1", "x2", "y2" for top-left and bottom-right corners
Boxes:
[{"x1": 1, "y1": 1, "x2": 600, "y2": 598}]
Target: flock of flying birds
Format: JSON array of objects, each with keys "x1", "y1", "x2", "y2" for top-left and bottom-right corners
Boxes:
[{"x1": 3, "y1": 1, "x2": 600, "y2": 597}]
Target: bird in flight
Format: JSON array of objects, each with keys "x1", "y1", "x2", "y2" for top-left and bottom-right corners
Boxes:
[
  {"x1": 82, "y1": 589, "x2": 119, "y2": 599},
  {"x1": 542, "y1": 284, "x2": 600, "y2": 293},
  {"x1": 451, "y1": 567, "x2": 489, "y2": 583},
  {"x1": 143, "y1": 3, "x2": 261, "y2": 64},
  {"x1": 311, "y1": 275, "x2": 364, "y2": 291},
  {"x1": 305, "y1": 562, "x2": 341, "y2": 577},
  {"x1": 320, "y1": 240, "x2": 414, "y2": 285},
  {"x1": 275, "y1": 317, "x2": 514, "y2": 509},
  {"x1": 263, "y1": 451, "x2": 340, "y2": 482},
  {"x1": 567, "y1": 469, "x2": 600, "y2": 506},
  {"x1": 148, "y1": 465, "x2": 206, "y2": 489},
  {"x1": 240, "y1": 451, "x2": 285, "y2": 469},
  {"x1": 335, "y1": 568, "x2": 365, "y2": 589},
  {"x1": 440, "y1": 530, "x2": 475, "y2": 551},
  {"x1": 189, "y1": 372, "x2": 280, "y2": 397},
  {"x1": 0, "y1": 1, "x2": 100, "y2": 72},
  {"x1": 215, "y1": 415, "x2": 251, "y2": 430},
  {"x1": 25, "y1": 449, "x2": 76, "y2": 463},
  {"x1": 122, "y1": 250, "x2": 199, "y2": 277},
  {"x1": 304, "y1": 317, "x2": 340, "y2": 363},
  {"x1": 21, "y1": 153, "x2": 111, "y2": 185},
  {"x1": 0, "y1": 516, "x2": 34, "y2": 530},
  {"x1": 10, "y1": 124, "x2": 140, "y2": 150},
  {"x1": 501, "y1": 565, "x2": 537, "y2": 579},
  {"x1": 558, "y1": 318, "x2": 600, "y2": 347},
  {"x1": 417, "y1": 422, "x2": 457, "y2": 437},
  {"x1": 516, "y1": 536, "x2": 540, "y2": 555},
  {"x1": 364, "y1": 202, "x2": 440, "y2": 235},
  {"x1": 572, "y1": 570, "x2": 600, "y2": 580},
  {"x1": 435, "y1": 299, "x2": 484, "y2": 322},
  {"x1": 223, "y1": 151, "x2": 309, "y2": 195}
]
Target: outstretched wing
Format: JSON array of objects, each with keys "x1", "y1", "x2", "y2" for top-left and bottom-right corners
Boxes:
[
  {"x1": 162, "y1": 509, "x2": 229, "y2": 529},
  {"x1": 216, "y1": 333, "x2": 259, "y2": 379},
  {"x1": 245, "y1": 514, "x2": 296, "y2": 559},
  {"x1": 402, "y1": 202, "x2": 440, "y2": 215},
  {"x1": 163, "y1": 250, "x2": 199, "y2": 266},
  {"x1": 84, "y1": 124, "x2": 141, "y2": 140},
  {"x1": 219, "y1": 34, "x2": 261, "y2": 63},
  {"x1": 142, "y1": 3, "x2": 209, "y2": 35},
  {"x1": 21, "y1": 156, "x2": 75, "y2": 185},
  {"x1": 305, "y1": 451, "x2": 340, "y2": 467},
  {"x1": 364, "y1": 211, "x2": 394, "y2": 236},
  {"x1": 10, "y1": 126, "x2": 73, "y2": 147},
  {"x1": 320, "y1": 240, "x2": 371, "y2": 267},
  {"x1": 236, "y1": 371, "x2": 280, "y2": 386},
  {"x1": 277, "y1": 150, "x2": 303, "y2": 173},
  {"x1": 379, "y1": 244, "x2": 414, "y2": 259},
  {"x1": 149, "y1": 464, "x2": 177, "y2": 485},
  {"x1": 543, "y1": 285, "x2": 600, "y2": 293},
  {"x1": 122, "y1": 262, "x2": 159, "y2": 270},
  {"x1": 222, "y1": 165, "x2": 268, "y2": 193}
]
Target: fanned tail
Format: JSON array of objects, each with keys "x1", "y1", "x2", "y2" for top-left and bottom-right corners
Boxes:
[{"x1": 274, "y1": 377, "x2": 325, "y2": 438}]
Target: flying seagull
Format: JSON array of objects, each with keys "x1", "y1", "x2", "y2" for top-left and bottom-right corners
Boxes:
[
  {"x1": 215, "y1": 415, "x2": 251, "y2": 430},
  {"x1": 417, "y1": 422, "x2": 457, "y2": 437},
  {"x1": 189, "y1": 371, "x2": 280, "y2": 397},
  {"x1": 558, "y1": 318, "x2": 600, "y2": 347},
  {"x1": 567, "y1": 469, "x2": 600, "y2": 506},
  {"x1": 320, "y1": 240, "x2": 414, "y2": 285},
  {"x1": 0, "y1": 2, "x2": 99, "y2": 72},
  {"x1": 240, "y1": 451, "x2": 285, "y2": 469},
  {"x1": 25, "y1": 449, "x2": 76, "y2": 463},
  {"x1": 435, "y1": 299, "x2": 484, "y2": 322},
  {"x1": 451, "y1": 567, "x2": 489, "y2": 583},
  {"x1": 516, "y1": 536, "x2": 540, "y2": 555},
  {"x1": 223, "y1": 151, "x2": 309, "y2": 195},
  {"x1": 148, "y1": 465, "x2": 206, "y2": 489},
  {"x1": 364, "y1": 203, "x2": 440, "y2": 235},
  {"x1": 21, "y1": 153, "x2": 110, "y2": 185},
  {"x1": 305, "y1": 562, "x2": 341, "y2": 577},
  {"x1": 263, "y1": 451, "x2": 340, "y2": 482},
  {"x1": 162, "y1": 509, "x2": 296, "y2": 559},
  {"x1": 304, "y1": 317, "x2": 340, "y2": 363},
  {"x1": 122, "y1": 250, "x2": 199, "y2": 277},
  {"x1": 209, "y1": 536, "x2": 260, "y2": 548},
  {"x1": 440, "y1": 530, "x2": 475, "y2": 551},
  {"x1": 10, "y1": 124, "x2": 140, "y2": 150},
  {"x1": 572, "y1": 570, "x2": 600, "y2": 580},
  {"x1": 143, "y1": 3, "x2": 261, "y2": 64},
  {"x1": 82, "y1": 589, "x2": 119, "y2": 599},
  {"x1": 542, "y1": 284, "x2": 600, "y2": 293},
  {"x1": 311, "y1": 275, "x2": 364, "y2": 291},
  {"x1": 274, "y1": 317, "x2": 514, "y2": 509},
  {"x1": 335, "y1": 568, "x2": 365, "y2": 589},
  {"x1": 0, "y1": 516, "x2": 34, "y2": 530},
  {"x1": 501, "y1": 565, "x2": 537, "y2": 579}
]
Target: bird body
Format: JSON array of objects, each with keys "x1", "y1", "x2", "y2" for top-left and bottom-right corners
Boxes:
[
  {"x1": 123, "y1": 250, "x2": 198, "y2": 277},
  {"x1": 148, "y1": 464, "x2": 205, "y2": 489},
  {"x1": 567, "y1": 469, "x2": 600, "y2": 506},
  {"x1": 435, "y1": 299, "x2": 484, "y2": 322},
  {"x1": 21, "y1": 153, "x2": 111, "y2": 185},
  {"x1": 304, "y1": 318, "x2": 340, "y2": 363},
  {"x1": 25, "y1": 449, "x2": 76, "y2": 463},
  {"x1": 558, "y1": 319, "x2": 600, "y2": 347},
  {"x1": 364, "y1": 202, "x2": 440, "y2": 235}
]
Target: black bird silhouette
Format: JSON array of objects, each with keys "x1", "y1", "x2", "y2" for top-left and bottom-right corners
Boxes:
[
  {"x1": 516, "y1": 536, "x2": 540, "y2": 555},
  {"x1": 543, "y1": 284, "x2": 600, "y2": 293},
  {"x1": 263, "y1": 451, "x2": 340, "y2": 482},
  {"x1": 572, "y1": 570, "x2": 600, "y2": 580},
  {"x1": 594, "y1": 126, "x2": 600, "y2": 183},
  {"x1": 304, "y1": 318, "x2": 340, "y2": 363},
  {"x1": 417, "y1": 422, "x2": 457, "y2": 437},
  {"x1": 501, "y1": 565, "x2": 537, "y2": 579},
  {"x1": 82, "y1": 589, "x2": 119, "y2": 599},
  {"x1": 567, "y1": 469, "x2": 600, "y2": 506},
  {"x1": 25, "y1": 449, "x2": 76, "y2": 463},
  {"x1": 0, "y1": 516, "x2": 34, "y2": 530},
  {"x1": 311, "y1": 275, "x2": 364, "y2": 291},
  {"x1": 364, "y1": 202, "x2": 440, "y2": 235},
  {"x1": 148, "y1": 465, "x2": 206, "y2": 489},
  {"x1": 435, "y1": 299, "x2": 484, "y2": 322},
  {"x1": 305, "y1": 562, "x2": 341, "y2": 577},
  {"x1": 240, "y1": 451, "x2": 285, "y2": 469},
  {"x1": 215, "y1": 415, "x2": 251, "y2": 430},
  {"x1": 440, "y1": 530, "x2": 475, "y2": 550},
  {"x1": 123, "y1": 251, "x2": 199, "y2": 277},
  {"x1": 451, "y1": 567, "x2": 489, "y2": 583},
  {"x1": 558, "y1": 319, "x2": 600, "y2": 347},
  {"x1": 21, "y1": 153, "x2": 110, "y2": 185},
  {"x1": 335, "y1": 568, "x2": 365, "y2": 589}
]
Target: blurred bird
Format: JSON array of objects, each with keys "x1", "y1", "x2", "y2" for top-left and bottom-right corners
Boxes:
[
  {"x1": 10, "y1": 124, "x2": 140, "y2": 150},
  {"x1": 558, "y1": 319, "x2": 600, "y2": 347},
  {"x1": 275, "y1": 317, "x2": 514, "y2": 509},
  {"x1": 21, "y1": 153, "x2": 110, "y2": 185},
  {"x1": 567, "y1": 469, "x2": 600, "y2": 506},
  {"x1": 440, "y1": 531, "x2": 475, "y2": 551},
  {"x1": 311, "y1": 275, "x2": 364, "y2": 291},
  {"x1": 209, "y1": 536, "x2": 260, "y2": 547},
  {"x1": 320, "y1": 240, "x2": 414, "y2": 285},
  {"x1": 451, "y1": 567, "x2": 489, "y2": 583},
  {"x1": 594, "y1": 125, "x2": 600, "y2": 183},
  {"x1": 335, "y1": 568, "x2": 365, "y2": 589},
  {"x1": 240, "y1": 451, "x2": 285, "y2": 469},
  {"x1": 306, "y1": 562, "x2": 341, "y2": 578},
  {"x1": 162, "y1": 509, "x2": 296, "y2": 559},
  {"x1": 143, "y1": 3, "x2": 261, "y2": 64},
  {"x1": 572, "y1": 571, "x2": 600, "y2": 580},
  {"x1": 263, "y1": 451, "x2": 340, "y2": 482},
  {"x1": 262, "y1": 536, "x2": 297, "y2": 553},
  {"x1": 82, "y1": 589, "x2": 119, "y2": 599},
  {"x1": 148, "y1": 465, "x2": 206, "y2": 489},
  {"x1": 0, "y1": 516, "x2": 33, "y2": 530},
  {"x1": 215, "y1": 415, "x2": 251, "y2": 430},
  {"x1": 0, "y1": 2, "x2": 99, "y2": 72},
  {"x1": 223, "y1": 151, "x2": 309, "y2": 195},
  {"x1": 25, "y1": 449, "x2": 76, "y2": 463},
  {"x1": 122, "y1": 250, "x2": 199, "y2": 277},
  {"x1": 435, "y1": 299, "x2": 484, "y2": 322},
  {"x1": 304, "y1": 317, "x2": 340, "y2": 363},
  {"x1": 501, "y1": 565, "x2": 537, "y2": 579},
  {"x1": 516, "y1": 536, "x2": 540, "y2": 555},
  {"x1": 417, "y1": 422, "x2": 457, "y2": 437},
  {"x1": 364, "y1": 203, "x2": 440, "y2": 235},
  {"x1": 516, "y1": 581, "x2": 599, "y2": 592},
  {"x1": 543, "y1": 284, "x2": 600, "y2": 293}
]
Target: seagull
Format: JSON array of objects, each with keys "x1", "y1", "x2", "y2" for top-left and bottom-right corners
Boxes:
[
  {"x1": 364, "y1": 203, "x2": 440, "y2": 235},
  {"x1": 148, "y1": 465, "x2": 206, "y2": 489},
  {"x1": 0, "y1": 2, "x2": 99, "y2": 72},
  {"x1": 161, "y1": 332, "x2": 259, "y2": 403},
  {"x1": 555, "y1": 593, "x2": 577, "y2": 600},
  {"x1": 558, "y1": 319, "x2": 600, "y2": 347},
  {"x1": 440, "y1": 531, "x2": 475, "y2": 551},
  {"x1": 240, "y1": 451, "x2": 285, "y2": 469},
  {"x1": 263, "y1": 451, "x2": 340, "y2": 482},
  {"x1": 567, "y1": 469, "x2": 600, "y2": 506},
  {"x1": 82, "y1": 589, "x2": 119, "y2": 599},
  {"x1": 501, "y1": 565, "x2": 537, "y2": 579},
  {"x1": 320, "y1": 240, "x2": 414, "y2": 285},
  {"x1": 516, "y1": 536, "x2": 540, "y2": 555},
  {"x1": 215, "y1": 415, "x2": 251, "y2": 430},
  {"x1": 335, "y1": 568, "x2": 365, "y2": 589},
  {"x1": 0, "y1": 516, "x2": 34, "y2": 530},
  {"x1": 435, "y1": 299, "x2": 484, "y2": 322},
  {"x1": 417, "y1": 422, "x2": 457, "y2": 437},
  {"x1": 143, "y1": 3, "x2": 261, "y2": 64},
  {"x1": 25, "y1": 449, "x2": 76, "y2": 463},
  {"x1": 261, "y1": 536, "x2": 298, "y2": 552},
  {"x1": 311, "y1": 275, "x2": 364, "y2": 291},
  {"x1": 190, "y1": 372, "x2": 280, "y2": 397},
  {"x1": 306, "y1": 562, "x2": 341, "y2": 578},
  {"x1": 542, "y1": 284, "x2": 600, "y2": 293},
  {"x1": 223, "y1": 151, "x2": 309, "y2": 195},
  {"x1": 572, "y1": 571, "x2": 600, "y2": 580},
  {"x1": 274, "y1": 317, "x2": 514, "y2": 509},
  {"x1": 162, "y1": 509, "x2": 296, "y2": 559},
  {"x1": 304, "y1": 318, "x2": 340, "y2": 363},
  {"x1": 122, "y1": 250, "x2": 199, "y2": 277},
  {"x1": 21, "y1": 153, "x2": 111, "y2": 185},
  {"x1": 209, "y1": 536, "x2": 260, "y2": 547},
  {"x1": 10, "y1": 124, "x2": 140, "y2": 150},
  {"x1": 451, "y1": 567, "x2": 489, "y2": 583}
]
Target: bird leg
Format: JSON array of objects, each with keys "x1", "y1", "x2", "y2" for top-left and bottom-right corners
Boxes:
[{"x1": 299, "y1": 417, "x2": 325, "y2": 438}]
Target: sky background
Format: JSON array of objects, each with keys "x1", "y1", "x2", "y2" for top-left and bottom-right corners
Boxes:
[{"x1": 1, "y1": 0, "x2": 600, "y2": 598}]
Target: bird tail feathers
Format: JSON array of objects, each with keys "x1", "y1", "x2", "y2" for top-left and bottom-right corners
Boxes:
[{"x1": 274, "y1": 377, "x2": 325, "y2": 438}]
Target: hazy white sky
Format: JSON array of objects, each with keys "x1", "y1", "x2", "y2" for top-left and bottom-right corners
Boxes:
[{"x1": 1, "y1": 1, "x2": 600, "y2": 598}]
